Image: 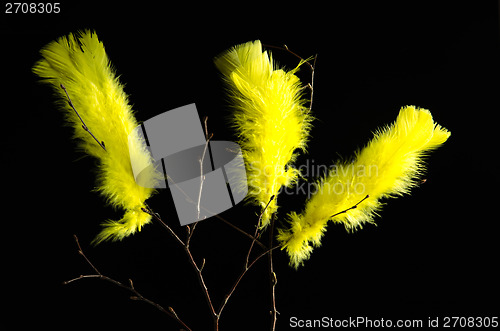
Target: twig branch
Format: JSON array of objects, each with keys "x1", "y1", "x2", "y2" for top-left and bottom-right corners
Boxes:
[
  {"x1": 246, "y1": 195, "x2": 275, "y2": 268},
  {"x1": 217, "y1": 245, "x2": 281, "y2": 319},
  {"x1": 215, "y1": 214, "x2": 267, "y2": 251},
  {"x1": 262, "y1": 44, "x2": 317, "y2": 113},
  {"x1": 64, "y1": 235, "x2": 191, "y2": 331},
  {"x1": 163, "y1": 171, "x2": 267, "y2": 249},
  {"x1": 268, "y1": 214, "x2": 278, "y2": 331},
  {"x1": 329, "y1": 194, "x2": 370, "y2": 219},
  {"x1": 218, "y1": 195, "x2": 279, "y2": 324},
  {"x1": 198, "y1": 116, "x2": 214, "y2": 220},
  {"x1": 142, "y1": 207, "x2": 218, "y2": 327},
  {"x1": 60, "y1": 84, "x2": 107, "y2": 151},
  {"x1": 158, "y1": 126, "x2": 266, "y2": 250},
  {"x1": 141, "y1": 207, "x2": 185, "y2": 247}
]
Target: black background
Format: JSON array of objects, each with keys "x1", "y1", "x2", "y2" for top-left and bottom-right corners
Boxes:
[{"x1": 3, "y1": 1, "x2": 499, "y2": 330}]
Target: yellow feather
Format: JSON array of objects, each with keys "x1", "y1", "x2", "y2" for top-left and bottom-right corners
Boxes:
[
  {"x1": 215, "y1": 41, "x2": 313, "y2": 227},
  {"x1": 278, "y1": 106, "x2": 451, "y2": 268},
  {"x1": 33, "y1": 30, "x2": 157, "y2": 243}
]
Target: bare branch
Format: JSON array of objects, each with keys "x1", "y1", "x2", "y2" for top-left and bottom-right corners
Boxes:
[
  {"x1": 218, "y1": 195, "x2": 281, "y2": 324},
  {"x1": 215, "y1": 214, "x2": 267, "y2": 250},
  {"x1": 141, "y1": 207, "x2": 185, "y2": 247},
  {"x1": 261, "y1": 44, "x2": 317, "y2": 113},
  {"x1": 268, "y1": 214, "x2": 278, "y2": 331},
  {"x1": 246, "y1": 195, "x2": 275, "y2": 268},
  {"x1": 217, "y1": 245, "x2": 281, "y2": 319},
  {"x1": 160, "y1": 154, "x2": 267, "y2": 250},
  {"x1": 329, "y1": 194, "x2": 370, "y2": 219},
  {"x1": 64, "y1": 235, "x2": 192, "y2": 331},
  {"x1": 141, "y1": 206, "x2": 217, "y2": 325},
  {"x1": 197, "y1": 116, "x2": 214, "y2": 220},
  {"x1": 60, "y1": 84, "x2": 107, "y2": 152}
]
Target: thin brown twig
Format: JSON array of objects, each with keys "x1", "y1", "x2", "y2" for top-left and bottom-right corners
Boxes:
[
  {"x1": 197, "y1": 116, "x2": 214, "y2": 220},
  {"x1": 163, "y1": 171, "x2": 267, "y2": 249},
  {"x1": 306, "y1": 54, "x2": 317, "y2": 114},
  {"x1": 194, "y1": 116, "x2": 220, "y2": 329},
  {"x1": 143, "y1": 203, "x2": 278, "y2": 330},
  {"x1": 246, "y1": 195, "x2": 275, "y2": 268},
  {"x1": 262, "y1": 44, "x2": 317, "y2": 113},
  {"x1": 259, "y1": 44, "x2": 317, "y2": 330},
  {"x1": 215, "y1": 214, "x2": 267, "y2": 250},
  {"x1": 142, "y1": 207, "x2": 218, "y2": 327},
  {"x1": 60, "y1": 84, "x2": 107, "y2": 151},
  {"x1": 64, "y1": 235, "x2": 192, "y2": 331},
  {"x1": 217, "y1": 244, "x2": 281, "y2": 320},
  {"x1": 186, "y1": 221, "x2": 197, "y2": 248},
  {"x1": 159, "y1": 143, "x2": 267, "y2": 250},
  {"x1": 142, "y1": 206, "x2": 185, "y2": 247},
  {"x1": 217, "y1": 195, "x2": 279, "y2": 324},
  {"x1": 329, "y1": 194, "x2": 370, "y2": 219},
  {"x1": 185, "y1": 240, "x2": 218, "y2": 322},
  {"x1": 283, "y1": 44, "x2": 317, "y2": 115},
  {"x1": 268, "y1": 214, "x2": 278, "y2": 331},
  {"x1": 140, "y1": 110, "x2": 273, "y2": 328}
]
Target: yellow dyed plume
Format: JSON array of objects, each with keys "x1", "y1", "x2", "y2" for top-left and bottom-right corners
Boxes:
[
  {"x1": 215, "y1": 41, "x2": 313, "y2": 227},
  {"x1": 278, "y1": 106, "x2": 451, "y2": 268},
  {"x1": 33, "y1": 30, "x2": 158, "y2": 243}
]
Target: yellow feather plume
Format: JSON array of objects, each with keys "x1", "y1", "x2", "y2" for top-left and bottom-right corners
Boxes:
[
  {"x1": 215, "y1": 41, "x2": 313, "y2": 227},
  {"x1": 278, "y1": 106, "x2": 451, "y2": 268},
  {"x1": 33, "y1": 30, "x2": 157, "y2": 243}
]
